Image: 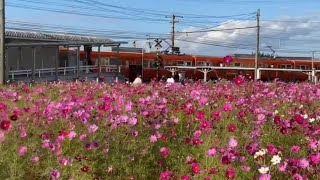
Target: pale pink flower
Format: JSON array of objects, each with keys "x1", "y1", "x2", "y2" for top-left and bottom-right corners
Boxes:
[
  {"x1": 88, "y1": 124, "x2": 98, "y2": 133},
  {"x1": 193, "y1": 130, "x2": 202, "y2": 137},
  {"x1": 290, "y1": 145, "x2": 301, "y2": 153},
  {"x1": 79, "y1": 134, "x2": 87, "y2": 141},
  {"x1": 0, "y1": 130, "x2": 5, "y2": 144},
  {"x1": 31, "y1": 156, "x2": 39, "y2": 163},
  {"x1": 18, "y1": 146, "x2": 27, "y2": 156},
  {"x1": 299, "y1": 158, "x2": 309, "y2": 169},
  {"x1": 228, "y1": 137, "x2": 238, "y2": 148},
  {"x1": 259, "y1": 174, "x2": 271, "y2": 180},
  {"x1": 50, "y1": 169, "x2": 60, "y2": 180},
  {"x1": 149, "y1": 135, "x2": 157, "y2": 143},
  {"x1": 207, "y1": 147, "x2": 217, "y2": 157},
  {"x1": 19, "y1": 126, "x2": 27, "y2": 138},
  {"x1": 67, "y1": 131, "x2": 77, "y2": 140},
  {"x1": 240, "y1": 165, "x2": 251, "y2": 172}
]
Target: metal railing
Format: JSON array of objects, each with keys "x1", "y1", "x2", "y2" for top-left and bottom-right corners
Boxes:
[
  {"x1": 9, "y1": 65, "x2": 119, "y2": 79},
  {"x1": 164, "y1": 66, "x2": 319, "y2": 83}
]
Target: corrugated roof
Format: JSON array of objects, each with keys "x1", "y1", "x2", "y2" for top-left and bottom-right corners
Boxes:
[{"x1": 5, "y1": 30, "x2": 114, "y2": 43}]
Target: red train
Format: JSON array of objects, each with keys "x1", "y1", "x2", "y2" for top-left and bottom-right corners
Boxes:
[{"x1": 60, "y1": 49, "x2": 320, "y2": 82}]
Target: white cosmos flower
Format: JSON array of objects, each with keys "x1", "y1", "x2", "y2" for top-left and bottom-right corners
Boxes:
[
  {"x1": 258, "y1": 166, "x2": 270, "y2": 174},
  {"x1": 309, "y1": 118, "x2": 315, "y2": 123},
  {"x1": 303, "y1": 114, "x2": 308, "y2": 119},
  {"x1": 271, "y1": 155, "x2": 281, "y2": 165},
  {"x1": 254, "y1": 149, "x2": 267, "y2": 159}
]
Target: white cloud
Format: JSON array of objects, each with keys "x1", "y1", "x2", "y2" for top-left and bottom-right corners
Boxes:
[{"x1": 175, "y1": 16, "x2": 320, "y2": 58}]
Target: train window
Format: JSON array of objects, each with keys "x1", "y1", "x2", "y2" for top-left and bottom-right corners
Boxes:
[
  {"x1": 280, "y1": 64, "x2": 292, "y2": 69},
  {"x1": 176, "y1": 61, "x2": 184, "y2": 66},
  {"x1": 197, "y1": 61, "x2": 206, "y2": 66},
  {"x1": 177, "y1": 61, "x2": 192, "y2": 66},
  {"x1": 260, "y1": 64, "x2": 268, "y2": 68},
  {"x1": 101, "y1": 58, "x2": 110, "y2": 65},
  {"x1": 149, "y1": 61, "x2": 157, "y2": 68},
  {"x1": 143, "y1": 59, "x2": 151, "y2": 68},
  {"x1": 234, "y1": 63, "x2": 241, "y2": 67},
  {"x1": 316, "y1": 66, "x2": 320, "y2": 70},
  {"x1": 185, "y1": 61, "x2": 192, "y2": 66},
  {"x1": 299, "y1": 65, "x2": 306, "y2": 70}
]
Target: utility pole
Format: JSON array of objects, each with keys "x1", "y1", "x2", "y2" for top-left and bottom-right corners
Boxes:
[
  {"x1": 166, "y1": 14, "x2": 182, "y2": 54},
  {"x1": 255, "y1": 9, "x2": 260, "y2": 81},
  {"x1": 0, "y1": 0, "x2": 5, "y2": 84},
  {"x1": 311, "y1": 51, "x2": 315, "y2": 83},
  {"x1": 311, "y1": 51, "x2": 315, "y2": 70}
]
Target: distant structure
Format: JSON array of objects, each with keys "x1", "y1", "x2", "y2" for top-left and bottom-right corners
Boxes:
[{"x1": 5, "y1": 30, "x2": 126, "y2": 83}]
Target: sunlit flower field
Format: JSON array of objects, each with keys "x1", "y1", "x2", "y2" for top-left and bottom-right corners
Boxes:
[{"x1": 0, "y1": 80, "x2": 320, "y2": 179}]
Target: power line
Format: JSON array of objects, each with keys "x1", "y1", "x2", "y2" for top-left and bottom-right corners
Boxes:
[
  {"x1": 7, "y1": 3, "x2": 171, "y2": 23},
  {"x1": 176, "y1": 26, "x2": 257, "y2": 34},
  {"x1": 176, "y1": 39, "x2": 255, "y2": 50}
]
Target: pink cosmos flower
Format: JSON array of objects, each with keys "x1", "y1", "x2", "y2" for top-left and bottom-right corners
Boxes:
[
  {"x1": 266, "y1": 144, "x2": 279, "y2": 155},
  {"x1": 19, "y1": 126, "x2": 27, "y2": 138},
  {"x1": 308, "y1": 153, "x2": 320, "y2": 165},
  {"x1": 298, "y1": 158, "x2": 309, "y2": 169},
  {"x1": 160, "y1": 147, "x2": 169, "y2": 157},
  {"x1": 308, "y1": 138, "x2": 318, "y2": 150},
  {"x1": 50, "y1": 169, "x2": 60, "y2": 180},
  {"x1": 196, "y1": 111, "x2": 205, "y2": 120},
  {"x1": 225, "y1": 167, "x2": 235, "y2": 179},
  {"x1": 31, "y1": 156, "x2": 39, "y2": 163},
  {"x1": 239, "y1": 156, "x2": 246, "y2": 162},
  {"x1": 193, "y1": 130, "x2": 202, "y2": 137},
  {"x1": 278, "y1": 162, "x2": 287, "y2": 172},
  {"x1": 88, "y1": 124, "x2": 98, "y2": 133},
  {"x1": 132, "y1": 131, "x2": 139, "y2": 137},
  {"x1": 228, "y1": 137, "x2": 238, "y2": 148},
  {"x1": 79, "y1": 134, "x2": 87, "y2": 141},
  {"x1": 224, "y1": 55, "x2": 233, "y2": 63},
  {"x1": 59, "y1": 157, "x2": 72, "y2": 166},
  {"x1": 191, "y1": 163, "x2": 200, "y2": 174},
  {"x1": 259, "y1": 174, "x2": 271, "y2": 180},
  {"x1": 128, "y1": 117, "x2": 137, "y2": 126},
  {"x1": 207, "y1": 147, "x2": 217, "y2": 157},
  {"x1": 240, "y1": 165, "x2": 250, "y2": 172},
  {"x1": 0, "y1": 130, "x2": 5, "y2": 144},
  {"x1": 227, "y1": 124, "x2": 237, "y2": 132},
  {"x1": 234, "y1": 76, "x2": 244, "y2": 85},
  {"x1": 149, "y1": 135, "x2": 158, "y2": 143},
  {"x1": 223, "y1": 103, "x2": 232, "y2": 112},
  {"x1": 67, "y1": 131, "x2": 76, "y2": 140},
  {"x1": 199, "y1": 97, "x2": 208, "y2": 105},
  {"x1": 18, "y1": 146, "x2": 27, "y2": 156},
  {"x1": 290, "y1": 145, "x2": 301, "y2": 153},
  {"x1": 292, "y1": 174, "x2": 303, "y2": 180},
  {"x1": 181, "y1": 174, "x2": 190, "y2": 180},
  {"x1": 160, "y1": 170, "x2": 171, "y2": 180},
  {"x1": 55, "y1": 149, "x2": 62, "y2": 157}
]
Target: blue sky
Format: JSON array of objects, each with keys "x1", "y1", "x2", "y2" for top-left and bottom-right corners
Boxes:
[{"x1": 6, "y1": 0, "x2": 320, "y2": 57}]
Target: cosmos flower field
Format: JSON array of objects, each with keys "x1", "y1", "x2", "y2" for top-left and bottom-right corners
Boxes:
[{"x1": 0, "y1": 80, "x2": 320, "y2": 180}]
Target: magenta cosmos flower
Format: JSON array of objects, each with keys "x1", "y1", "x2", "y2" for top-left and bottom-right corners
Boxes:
[{"x1": 224, "y1": 55, "x2": 233, "y2": 63}]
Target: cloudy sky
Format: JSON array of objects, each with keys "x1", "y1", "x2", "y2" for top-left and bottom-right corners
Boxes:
[{"x1": 6, "y1": 0, "x2": 320, "y2": 58}]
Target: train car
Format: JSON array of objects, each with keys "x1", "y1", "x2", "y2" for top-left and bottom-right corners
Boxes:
[{"x1": 59, "y1": 49, "x2": 320, "y2": 82}]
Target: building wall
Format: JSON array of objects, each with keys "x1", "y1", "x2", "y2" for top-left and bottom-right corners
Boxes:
[{"x1": 7, "y1": 47, "x2": 58, "y2": 70}]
